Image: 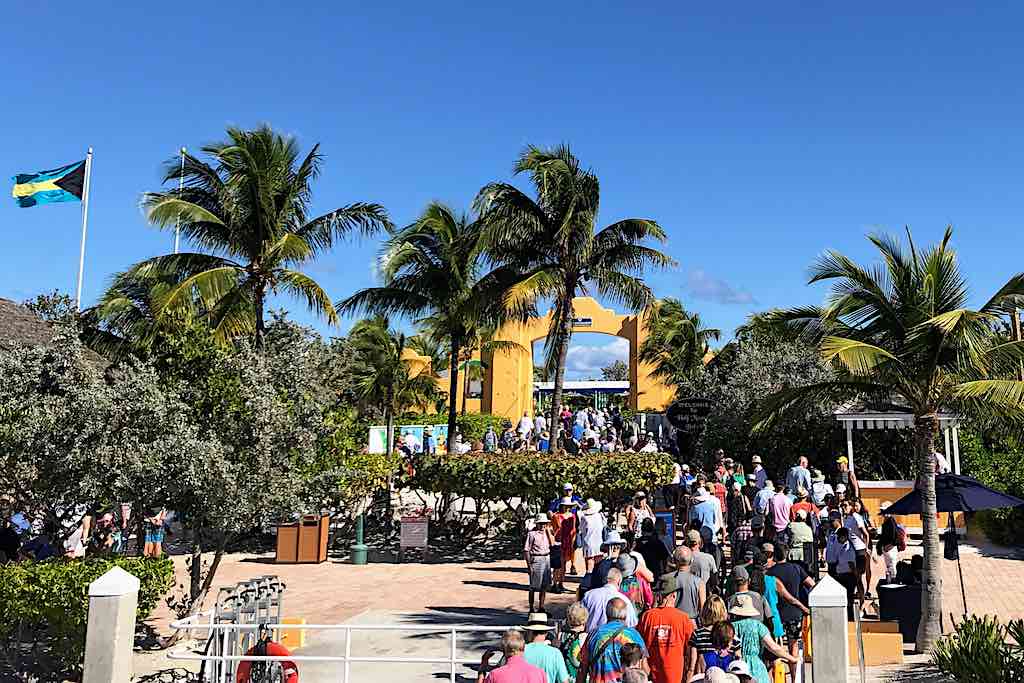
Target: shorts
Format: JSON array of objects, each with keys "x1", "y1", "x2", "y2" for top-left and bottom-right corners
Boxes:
[
  {"x1": 145, "y1": 528, "x2": 165, "y2": 544},
  {"x1": 783, "y1": 619, "x2": 804, "y2": 644},
  {"x1": 855, "y1": 549, "x2": 867, "y2": 573},
  {"x1": 528, "y1": 556, "x2": 552, "y2": 590},
  {"x1": 550, "y1": 544, "x2": 562, "y2": 563}
]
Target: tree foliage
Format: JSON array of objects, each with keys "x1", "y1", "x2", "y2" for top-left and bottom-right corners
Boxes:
[{"x1": 639, "y1": 297, "x2": 720, "y2": 390}]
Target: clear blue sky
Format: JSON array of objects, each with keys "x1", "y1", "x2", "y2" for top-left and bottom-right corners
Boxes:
[{"x1": 5, "y1": 3, "x2": 1024, "y2": 378}]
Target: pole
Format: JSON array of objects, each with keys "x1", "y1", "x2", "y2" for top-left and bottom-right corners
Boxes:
[
  {"x1": 75, "y1": 148, "x2": 93, "y2": 310},
  {"x1": 173, "y1": 147, "x2": 186, "y2": 254},
  {"x1": 1013, "y1": 309, "x2": 1024, "y2": 382},
  {"x1": 952, "y1": 511, "x2": 967, "y2": 615}
]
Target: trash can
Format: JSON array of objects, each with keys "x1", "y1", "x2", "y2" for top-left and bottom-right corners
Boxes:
[
  {"x1": 275, "y1": 515, "x2": 329, "y2": 564},
  {"x1": 877, "y1": 582, "x2": 922, "y2": 645}
]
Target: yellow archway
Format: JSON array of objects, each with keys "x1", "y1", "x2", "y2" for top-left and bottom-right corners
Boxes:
[{"x1": 479, "y1": 297, "x2": 674, "y2": 419}]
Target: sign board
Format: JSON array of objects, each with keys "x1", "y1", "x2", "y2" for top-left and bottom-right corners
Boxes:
[
  {"x1": 655, "y1": 509, "x2": 676, "y2": 550},
  {"x1": 666, "y1": 396, "x2": 713, "y2": 433},
  {"x1": 368, "y1": 424, "x2": 449, "y2": 454},
  {"x1": 571, "y1": 317, "x2": 593, "y2": 327},
  {"x1": 400, "y1": 516, "x2": 429, "y2": 548}
]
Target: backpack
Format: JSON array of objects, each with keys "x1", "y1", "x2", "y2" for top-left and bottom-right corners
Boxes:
[
  {"x1": 896, "y1": 523, "x2": 908, "y2": 552},
  {"x1": 620, "y1": 574, "x2": 650, "y2": 613}
]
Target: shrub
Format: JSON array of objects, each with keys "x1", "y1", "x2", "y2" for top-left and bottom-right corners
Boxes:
[
  {"x1": 958, "y1": 429, "x2": 1024, "y2": 546},
  {"x1": 394, "y1": 412, "x2": 506, "y2": 442},
  {"x1": 0, "y1": 557, "x2": 174, "y2": 668},
  {"x1": 405, "y1": 450, "x2": 675, "y2": 509},
  {"x1": 932, "y1": 614, "x2": 1024, "y2": 682}
]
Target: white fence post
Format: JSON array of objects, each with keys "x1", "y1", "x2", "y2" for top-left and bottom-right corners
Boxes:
[
  {"x1": 83, "y1": 566, "x2": 140, "y2": 683},
  {"x1": 809, "y1": 575, "x2": 849, "y2": 683}
]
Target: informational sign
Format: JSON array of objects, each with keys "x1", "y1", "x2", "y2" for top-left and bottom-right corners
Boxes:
[
  {"x1": 571, "y1": 317, "x2": 593, "y2": 327},
  {"x1": 368, "y1": 424, "x2": 449, "y2": 454},
  {"x1": 666, "y1": 396, "x2": 714, "y2": 433},
  {"x1": 400, "y1": 516, "x2": 429, "y2": 548},
  {"x1": 655, "y1": 509, "x2": 676, "y2": 549}
]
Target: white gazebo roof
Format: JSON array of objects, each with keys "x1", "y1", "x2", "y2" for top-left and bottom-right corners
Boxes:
[{"x1": 834, "y1": 402, "x2": 962, "y2": 474}]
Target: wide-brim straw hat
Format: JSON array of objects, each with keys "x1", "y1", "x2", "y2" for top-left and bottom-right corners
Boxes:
[
  {"x1": 524, "y1": 612, "x2": 555, "y2": 631},
  {"x1": 601, "y1": 530, "x2": 626, "y2": 549},
  {"x1": 729, "y1": 594, "x2": 761, "y2": 618}
]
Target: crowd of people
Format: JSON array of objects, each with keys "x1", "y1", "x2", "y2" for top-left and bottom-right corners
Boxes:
[
  {"x1": 479, "y1": 449, "x2": 915, "y2": 683},
  {"x1": 485, "y1": 406, "x2": 662, "y2": 455}
]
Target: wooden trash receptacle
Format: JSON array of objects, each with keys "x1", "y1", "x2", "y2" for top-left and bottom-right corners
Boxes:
[{"x1": 275, "y1": 515, "x2": 329, "y2": 564}]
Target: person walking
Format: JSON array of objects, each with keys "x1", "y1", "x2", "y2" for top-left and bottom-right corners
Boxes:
[
  {"x1": 684, "y1": 531, "x2": 718, "y2": 595},
  {"x1": 627, "y1": 491, "x2": 655, "y2": 542},
  {"x1": 728, "y1": 596, "x2": 798, "y2": 683},
  {"x1": 725, "y1": 566, "x2": 772, "y2": 626},
  {"x1": 750, "y1": 456, "x2": 767, "y2": 490},
  {"x1": 637, "y1": 574, "x2": 695, "y2": 683},
  {"x1": 686, "y1": 596, "x2": 737, "y2": 681},
  {"x1": 559, "y1": 603, "x2": 590, "y2": 681},
  {"x1": 555, "y1": 497, "x2": 581, "y2": 578},
  {"x1": 752, "y1": 481, "x2": 773, "y2": 537},
  {"x1": 841, "y1": 500, "x2": 869, "y2": 601},
  {"x1": 669, "y1": 547, "x2": 706, "y2": 622},
  {"x1": 784, "y1": 458, "x2": 811, "y2": 501},
  {"x1": 525, "y1": 513, "x2": 554, "y2": 612},
  {"x1": 635, "y1": 518, "x2": 671, "y2": 580},
  {"x1": 766, "y1": 485, "x2": 792, "y2": 542},
  {"x1": 809, "y1": 470, "x2": 833, "y2": 507},
  {"x1": 524, "y1": 612, "x2": 572, "y2": 683},
  {"x1": 580, "y1": 499, "x2": 607, "y2": 575},
  {"x1": 835, "y1": 456, "x2": 860, "y2": 500},
  {"x1": 576, "y1": 598, "x2": 648, "y2": 683},
  {"x1": 477, "y1": 630, "x2": 547, "y2": 683},
  {"x1": 582, "y1": 567, "x2": 639, "y2": 633},
  {"x1": 765, "y1": 544, "x2": 813, "y2": 675}
]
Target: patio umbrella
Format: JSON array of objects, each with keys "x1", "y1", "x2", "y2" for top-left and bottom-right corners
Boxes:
[{"x1": 884, "y1": 473, "x2": 1024, "y2": 613}]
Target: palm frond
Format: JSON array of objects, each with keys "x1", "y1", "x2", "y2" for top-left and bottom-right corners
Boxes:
[
  {"x1": 820, "y1": 336, "x2": 898, "y2": 376},
  {"x1": 275, "y1": 269, "x2": 338, "y2": 326}
]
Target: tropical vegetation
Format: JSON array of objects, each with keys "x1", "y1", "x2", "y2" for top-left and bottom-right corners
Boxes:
[
  {"x1": 756, "y1": 227, "x2": 1024, "y2": 652},
  {"x1": 475, "y1": 144, "x2": 673, "y2": 449},
  {"x1": 639, "y1": 297, "x2": 721, "y2": 390}
]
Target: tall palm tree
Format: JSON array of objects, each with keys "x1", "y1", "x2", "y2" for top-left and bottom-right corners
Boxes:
[
  {"x1": 118, "y1": 126, "x2": 390, "y2": 348},
  {"x1": 639, "y1": 297, "x2": 721, "y2": 389},
  {"x1": 338, "y1": 202, "x2": 530, "y2": 442},
  {"x1": 476, "y1": 145, "x2": 674, "y2": 449},
  {"x1": 758, "y1": 227, "x2": 1024, "y2": 652}
]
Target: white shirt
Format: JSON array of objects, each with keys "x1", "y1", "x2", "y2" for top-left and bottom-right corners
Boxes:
[
  {"x1": 671, "y1": 463, "x2": 682, "y2": 485},
  {"x1": 581, "y1": 584, "x2": 638, "y2": 633},
  {"x1": 811, "y1": 482, "x2": 834, "y2": 506},
  {"x1": 518, "y1": 416, "x2": 533, "y2": 435},
  {"x1": 933, "y1": 451, "x2": 951, "y2": 474},
  {"x1": 845, "y1": 513, "x2": 868, "y2": 551},
  {"x1": 534, "y1": 415, "x2": 547, "y2": 433}
]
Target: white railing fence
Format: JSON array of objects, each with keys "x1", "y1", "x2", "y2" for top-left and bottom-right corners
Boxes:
[{"x1": 168, "y1": 612, "x2": 520, "y2": 683}]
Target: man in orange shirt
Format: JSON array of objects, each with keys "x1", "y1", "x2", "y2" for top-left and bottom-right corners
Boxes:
[{"x1": 636, "y1": 573, "x2": 695, "y2": 683}]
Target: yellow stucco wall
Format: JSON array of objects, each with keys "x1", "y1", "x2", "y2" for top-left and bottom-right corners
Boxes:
[{"x1": 481, "y1": 297, "x2": 674, "y2": 419}]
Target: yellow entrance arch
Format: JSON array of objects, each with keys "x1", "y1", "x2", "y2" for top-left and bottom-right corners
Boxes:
[{"x1": 480, "y1": 297, "x2": 674, "y2": 419}]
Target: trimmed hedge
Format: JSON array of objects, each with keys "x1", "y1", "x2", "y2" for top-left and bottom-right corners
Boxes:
[
  {"x1": 0, "y1": 557, "x2": 174, "y2": 668},
  {"x1": 406, "y1": 450, "x2": 675, "y2": 506}
]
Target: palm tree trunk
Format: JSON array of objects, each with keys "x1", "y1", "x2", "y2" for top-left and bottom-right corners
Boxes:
[
  {"x1": 447, "y1": 336, "x2": 461, "y2": 446},
  {"x1": 254, "y1": 284, "x2": 266, "y2": 349},
  {"x1": 385, "y1": 390, "x2": 395, "y2": 535},
  {"x1": 914, "y1": 412, "x2": 943, "y2": 652},
  {"x1": 547, "y1": 295, "x2": 575, "y2": 452}
]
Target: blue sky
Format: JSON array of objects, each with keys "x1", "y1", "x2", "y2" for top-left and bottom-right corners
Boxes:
[{"x1": 4, "y1": 3, "x2": 1024, "y2": 378}]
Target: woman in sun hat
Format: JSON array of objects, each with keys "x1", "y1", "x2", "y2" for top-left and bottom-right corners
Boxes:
[
  {"x1": 728, "y1": 594, "x2": 797, "y2": 683},
  {"x1": 525, "y1": 512, "x2": 554, "y2": 612},
  {"x1": 579, "y1": 498, "x2": 606, "y2": 573},
  {"x1": 553, "y1": 496, "x2": 579, "y2": 589}
]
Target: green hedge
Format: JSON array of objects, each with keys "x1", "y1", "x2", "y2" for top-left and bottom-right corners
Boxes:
[
  {"x1": 405, "y1": 450, "x2": 675, "y2": 506},
  {"x1": 0, "y1": 557, "x2": 174, "y2": 667}
]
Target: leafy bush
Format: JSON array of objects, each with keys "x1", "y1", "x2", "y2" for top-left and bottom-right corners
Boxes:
[
  {"x1": 0, "y1": 557, "x2": 174, "y2": 668},
  {"x1": 932, "y1": 614, "x2": 1024, "y2": 682},
  {"x1": 406, "y1": 450, "x2": 675, "y2": 508}
]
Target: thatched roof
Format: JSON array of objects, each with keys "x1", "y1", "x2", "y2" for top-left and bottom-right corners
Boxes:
[{"x1": 0, "y1": 298, "x2": 107, "y2": 367}]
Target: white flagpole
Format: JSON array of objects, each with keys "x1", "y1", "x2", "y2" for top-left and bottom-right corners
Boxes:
[
  {"x1": 173, "y1": 146, "x2": 185, "y2": 254},
  {"x1": 75, "y1": 148, "x2": 93, "y2": 311}
]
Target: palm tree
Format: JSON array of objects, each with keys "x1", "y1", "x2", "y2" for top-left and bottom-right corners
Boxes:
[
  {"x1": 117, "y1": 126, "x2": 390, "y2": 348},
  {"x1": 406, "y1": 333, "x2": 450, "y2": 376},
  {"x1": 476, "y1": 144, "x2": 674, "y2": 449},
  {"x1": 639, "y1": 298, "x2": 721, "y2": 389},
  {"x1": 758, "y1": 227, "x2": 1024, "y2": 652},
  {"x1": 338, "y1": 202, "x2": 531, "y2": 443},
  {"x1": 348, "y1": 317, "x2": 441, "y2": 453}
]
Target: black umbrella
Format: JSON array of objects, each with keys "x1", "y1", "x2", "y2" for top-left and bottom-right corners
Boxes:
[
  {"x1": 885, "y1": 473, "x2": 1024, "y2": 515},
  {"x1": 884, "y1": 473, "x2": 1024, "y2": 614}
]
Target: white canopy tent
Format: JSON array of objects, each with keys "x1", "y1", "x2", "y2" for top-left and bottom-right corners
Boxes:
[{"x1": 835, "y1": 408, "x2": 962, "y2": 475}]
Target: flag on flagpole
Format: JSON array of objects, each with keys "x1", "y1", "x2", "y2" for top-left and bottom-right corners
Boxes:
[{"x1": 11, "y1": 159, "x2": 87, "y2": 208}]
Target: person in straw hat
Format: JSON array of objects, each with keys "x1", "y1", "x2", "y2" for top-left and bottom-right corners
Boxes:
[
  {"x1": 579, "y1": 498, "x2": 606, "y2": 574},
  {"x1": 523, "y1": 612, "x2": 571, "y2": 683},
  {"x1": 727, "y1": 594, "x2": 796, "y2": 683},
  {"x1": 552, "y1": 495, "x2": 580, "y2": 590},
  {"x1": 524, "y1": 512, "x2": 554, "y2": 612}
]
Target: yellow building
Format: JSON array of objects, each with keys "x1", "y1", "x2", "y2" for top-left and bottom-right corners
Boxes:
[{"x1": 406, "y1": 297, "x2": 674, "y2": 420}]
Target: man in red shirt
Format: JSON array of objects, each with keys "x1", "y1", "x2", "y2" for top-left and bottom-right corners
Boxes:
[{"x1": 636, "y1": 574, "x2": 695, "y2": 683}]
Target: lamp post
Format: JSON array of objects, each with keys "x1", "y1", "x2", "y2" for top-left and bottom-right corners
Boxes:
[{"x1": 351, "y1": 511, "x2": 368, "y2": 565}]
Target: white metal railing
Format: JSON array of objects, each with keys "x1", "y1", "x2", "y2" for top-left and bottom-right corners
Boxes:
[{"x1": 168, "y1": 611, "x2": 521, "y2": 683}]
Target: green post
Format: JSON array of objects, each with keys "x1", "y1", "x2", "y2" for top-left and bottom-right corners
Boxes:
[{"x1": 351, "y1": 513, "x2": 368, "y2": 565}]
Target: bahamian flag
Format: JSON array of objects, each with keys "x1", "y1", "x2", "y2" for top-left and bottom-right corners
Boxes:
[{"x1": 11, "y1": 159, "x2": 86, "y2": 208}]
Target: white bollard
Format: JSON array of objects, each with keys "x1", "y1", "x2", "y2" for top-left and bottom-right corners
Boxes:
[
  {"x1": 808, "y1": 575, "x2": 850, "y2": 683},
  {"x1": 83, "y1": 566, "x2": 140, "y2": 683}
]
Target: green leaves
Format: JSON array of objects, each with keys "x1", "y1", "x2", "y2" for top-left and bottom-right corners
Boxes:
[
  {"x1": 819, "y1": 336, "x2": 898, "y2": 375},
  {"x1": 932, "y1": 614, "x2": 1024, "y2": 682},
  {"x1": 0, "y1": 557, "x2": 173, "y2": 671}
]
